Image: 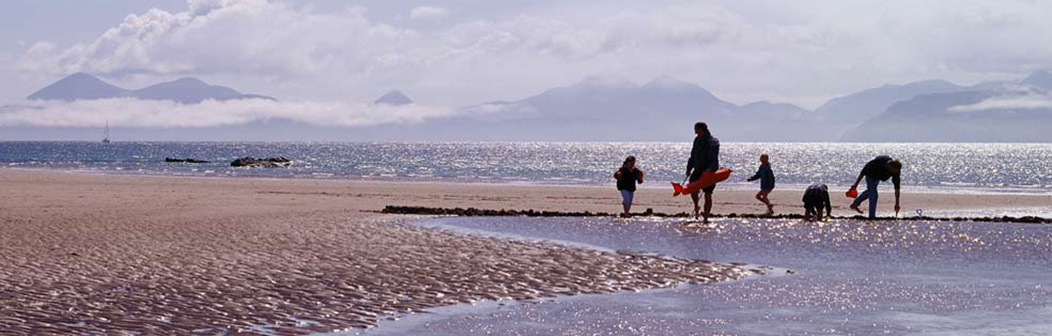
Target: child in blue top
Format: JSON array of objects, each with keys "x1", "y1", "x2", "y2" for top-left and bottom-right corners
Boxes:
[{"x1": 746, "y1": 153, "x2": 775, "y2": 215}]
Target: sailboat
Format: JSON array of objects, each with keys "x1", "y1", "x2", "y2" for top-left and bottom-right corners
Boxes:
[{"x1": 102, "y1": 121, "x2": 111, "y2": 143}]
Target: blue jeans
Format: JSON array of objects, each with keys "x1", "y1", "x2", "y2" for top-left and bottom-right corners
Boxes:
[
  {"x1": 852, "y1": 176, "x2": 880, "y2": 218},
  {"x1": 620, "y1": 190, "x2": 634, "y2": 206}
]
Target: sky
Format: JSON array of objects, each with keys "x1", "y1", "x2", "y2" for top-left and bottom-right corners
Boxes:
[{"x1": 2, "y1": 0, "x2": 1052, "y2": 111}]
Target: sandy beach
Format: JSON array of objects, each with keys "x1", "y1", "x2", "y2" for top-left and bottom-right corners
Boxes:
[{"x1": 2, "y1": 169, "x2": 1050, "y2": 334}]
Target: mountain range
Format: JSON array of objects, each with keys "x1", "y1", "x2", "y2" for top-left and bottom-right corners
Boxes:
[
  {"x1": 374, "y1": 90, "x2": 413, "y2": 106},
  {"x1": 424, "y1": 70, "x2": 1052, "y2": 142},
  {"x1": 26, "y1": 73, "x2": 274, "y2": 103},
  {"x1": 436, "y1": 75, "x2": 823, "y2": 141},
  {"x1": 847, "y1": 71, "x2": 1052, "y2": 142},
  {"x1": 8, "y1": 71, "x2": 1052, "y2": 142}
]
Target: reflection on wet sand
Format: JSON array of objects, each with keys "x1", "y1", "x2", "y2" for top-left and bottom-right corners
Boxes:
[{"x1": 389, "y1": 215, "x2": 1052, "y2": 335}]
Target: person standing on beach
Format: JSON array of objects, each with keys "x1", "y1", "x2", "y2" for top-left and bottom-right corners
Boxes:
[
  {"x1": 685, "y1": 122, "x2": 720, "y2": 222},
  {"x1": 849, "y1": 155, "x2": 903, "y2": 218},
  {"x1": 802, "y1": 183, "x2": 831, "y2": 221},
  {"x1": 746, "y1": 153, "x2": 776, "y2": 215},
  {"x1": 614, "y1": 156, "x2": 644, "y2": 218}
]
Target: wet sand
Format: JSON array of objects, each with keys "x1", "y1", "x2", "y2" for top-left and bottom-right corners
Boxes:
[{"x1": 1, "y1": 169, "x2": 1049, "y2": 334}]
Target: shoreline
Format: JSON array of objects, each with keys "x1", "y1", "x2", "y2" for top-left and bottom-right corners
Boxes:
[{"x1": 6, "y1": 166, "x2": 1052, "y2": 197}]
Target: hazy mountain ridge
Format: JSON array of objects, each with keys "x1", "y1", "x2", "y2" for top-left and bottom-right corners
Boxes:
[
  {"x1": 374, "y1": 90, "x2": 413, "y2": 106},
  {"x1": 739, "y1": 101, "x2": 810, "y2": 119},
  {"x1": 445, "y1": 76, "x2": 824, "y2": 141},
  {"x1": 1022, "y1": 71, "x2": 1052, "y2": 90},
  {"x1": 27, "y1": 73, "x2": 275, "y2": 103},
  {"x1": 445, "y1": 71, "x2": 1052, "y2": 142},
  {"x1": 845, "y1": 71, "x2": 1052, "y2": 142},
  {"x1": 815, "y1": 79, "x2": 966, "y2": 126},
  {"x1": 10, "y1": 71, "x2": 1052, "y2": 142},
  {"x1": 26, "y1": 73, "x2": 134, "y2": 101}
]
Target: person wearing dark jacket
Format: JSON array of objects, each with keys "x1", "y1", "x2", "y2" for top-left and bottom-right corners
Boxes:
[
  {"x1": 746, "y1": 153, "x2": 776, "y2": 215},
  {"x1": 802, "y1": 183, "x2": 831, "y2": 221},
  {"x1": 849, "y1": 155, "x2": 903, "y2": 218},
  {"x1": 614, "y1": 156, "x2": 644, "y2": 218},
  {"x1": 685, "y1": 122, "x2": 720, "y2": 222}
]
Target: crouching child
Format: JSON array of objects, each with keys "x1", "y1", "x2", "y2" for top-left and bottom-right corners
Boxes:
[{"x1": 803, "y1": 183, "x2": 831, "y2": 221}]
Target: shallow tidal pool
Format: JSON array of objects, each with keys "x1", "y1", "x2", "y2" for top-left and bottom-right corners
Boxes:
[{"x1": 363, "y1": 216, "x2": 1052, "y2": 335}]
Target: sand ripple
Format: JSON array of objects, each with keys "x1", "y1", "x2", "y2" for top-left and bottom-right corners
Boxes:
[{"x1": 0, "y1": 214, "x2": 756, "y2": 335}]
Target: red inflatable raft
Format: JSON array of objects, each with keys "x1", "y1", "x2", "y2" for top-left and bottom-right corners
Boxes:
[{"x1": 671, "y1": 167, "x2": 733, "y2": 197}]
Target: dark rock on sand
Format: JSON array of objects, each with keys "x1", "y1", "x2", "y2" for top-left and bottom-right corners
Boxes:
[
  {"x1": 165, "y1": 158, "x2": 210, "y2": 163},
  {"x1": 230, "y1": 157, "x2": 292, "y2": 168}
]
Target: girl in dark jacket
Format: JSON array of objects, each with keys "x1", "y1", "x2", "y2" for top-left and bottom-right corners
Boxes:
[{"x1": 614, "y1": 156, "x2": 644, "y2": 218}]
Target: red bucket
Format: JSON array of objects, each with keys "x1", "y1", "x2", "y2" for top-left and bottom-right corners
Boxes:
[{"x1": 845, "y1": 188, "x2": 858, "y2": 198}]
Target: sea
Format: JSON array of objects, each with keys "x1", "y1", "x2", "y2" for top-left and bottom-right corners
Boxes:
[{"x1": 2, "y1": 141, "x2": 1051, "y2": 195}]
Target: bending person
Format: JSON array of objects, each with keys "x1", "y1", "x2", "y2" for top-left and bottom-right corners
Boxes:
[
  {"x1": 802, "y1": 183, "x2": 831, "y2": 221},
  {"x1": 685, "y1": 122, "x2": 720, "y2": 222},
  {"x1": 849, "y1": 155, "x2": 902, "y2": 218}
]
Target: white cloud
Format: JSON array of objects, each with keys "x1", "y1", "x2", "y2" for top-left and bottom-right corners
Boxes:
[
  {"x1": 949, "y1": 94, "x2": 1052, "y2": 113},
  {"x1": 0, "y1": 98, "x2": 453, "y2": 128},
  {"x1": 18, "y1": 0, "x2": 418, "y2": 79},
  {"x1": 409, "y1": 6, "x2": 449, "y2": 21},
  {"x1": 13, "y1": 0, "x2": 1052, "y2": 108}
]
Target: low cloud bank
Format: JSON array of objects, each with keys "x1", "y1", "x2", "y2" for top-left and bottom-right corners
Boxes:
[
  {"x1": 949, "y1": 94, "x2": 1052, "y2": 113},
  {"x1": 0, "y1": 98, "x2": 454, "y2": 128}
]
